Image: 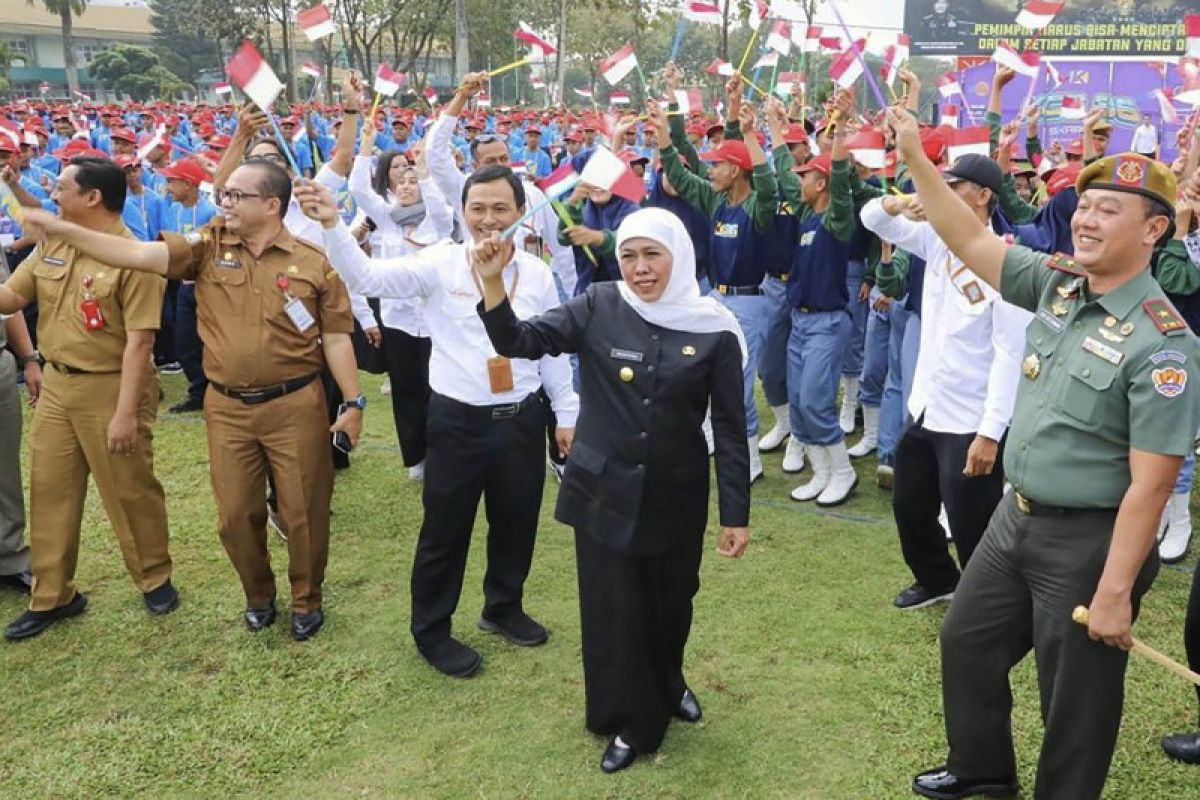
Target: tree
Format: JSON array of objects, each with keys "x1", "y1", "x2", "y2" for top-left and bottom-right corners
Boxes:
[
  {"x1": 28, "y1": 0, "x2": 88, "y2": 97},
  {"x1": 149, "y1": 0, "x2": 262, "y2": 86},
  {"x1": 89, "y1": 43, "x2": 193, "y2": 100},
  {"x1": 0, "y1": 41, "x2": 11, "y2": 96}
]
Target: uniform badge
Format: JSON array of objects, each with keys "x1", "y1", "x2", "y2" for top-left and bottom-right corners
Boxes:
[
  {"x1": 682, "y1": 345, "x2": 696, "y2": 356},
  {"x1": 610, "y1": 348, "x2": 644, "y2": 363},
  {"x1": 1115, "y1": 158, "x2": 1146, "y2": 187},
  {"x1": 223, "y1": 251, "x2": 234, "y2": 260},
  {"x1": 42, "y1": 256, "x2": 66, "y2": 266},
  {"x1": 1143, "y1": 299, "x2": 1187, "y2": 334},
  {"x1": 1051, "y1": 300, "x2": 1069, "y2": 316},
  {"x1": 1120, "y1": 322, "x2": 1134, "y2": 336},
  {"x1": 1103, "y1": 316, "x2": 1117, "y2": 328},
  {"x1": 1097, "y1": 327, "x2": 1125, "y2": 344},
  {"x1": 287, "y1": 265, "x2": 299, "y2": 275},
  {"x1": 961, "y1": 280, "x2": 985, "y2": 305},
  {"x1": 1022, "y1": 354, "x2": 1040, "y2": 380},
  {"x1": 1152, "y1": 366, "x2": 1187, "y2": 398},
  {"x1": 1036, "y1": 308, "x2": 1064, "y2": 331},
  {"x1": 1150, "y1": 350, "x2": 1187, "y2": 365},
  {"x1": 1082, "y1": 336, "x2": 1124, "y2": 366},
  {"x1": 618, "y1": 367, "x2": 634, "y2": 382}
]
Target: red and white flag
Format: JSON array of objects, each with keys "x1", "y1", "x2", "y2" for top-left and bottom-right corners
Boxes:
[
  {"x1": 136, "y1": 125, "x2": 167, "y2": 162},
  {"x1": 947, "y1": 127, "x2": 991, "y2": 161},
  {"x1": 0, "y1": 120, "x2": 22, "y2": 152},
  {"x1": 880, "y1": 38, "x2": 910, "y2": 87},
  {"x1": 750, "y1": 0, "x2": 770, "y2": 27},
  {"x1": 1187, "y1": 14, "x2": 1200, "y2": 59},
  {"x1": 514, "y1": 22, "x2": 557, "y2": 57},
  {"x1": 424, "y1": 85, "x2": 438, "y2": 103},
  {"x1": 609, "y1": 91, "x2": 631, "y2": 106},
  {"x1": 1015, "y1": 1, "x2": 1065, "y2": 30},
  {"x1": 795, "y1": 25, "x2": 822, "y2": 52},
  {"x1": 684, "y1": 1, "x2": 722, "y2": 25},
  {"x1": 1059, "y1": 95, "x2": 1086, "y2": 120},
  {"x1": 940, "y1": 105, "x2": 960, "y2": 128},
  {"x1": 866, "y1": 32, "x2": 910, "y2": 58},
  {"x1": 578, "y1": 145, "x2": 646, "y2": 203},
  {"x1": 226, "y1": 40, "x2": 284, "y2": 111},
  {"x1": 536, "y1": 161, "x2": 581, "y2": 200},
  {"x1": 767, "y1": 21, "x2": 792, "y2": 55},
  {"x1": 819, "y1": 35, "x2": 844, "y2": 53},
  {"x1": 774, "y1": 71, "x2": 801, "y2": 95},
  {"x1": 600, "y1": 43, "x2": 639, "y2": 86},
  {"x1": 992, "y1": 41, "x2": 1040, "y2": 78},
  {"x1": 673, "y1": 89, "x2": 705, "y2": 115},
  {"x1": 373, "y1": 64, "x2": 405, "y2": 97},
  {"x1": 300, "y1": 63, "x2": 321, "y2": 79},
  {"x1": 573, "y1": 87, "x2": 594, "y2": 99},
  {"x1": 1045, "y1": 61, "x2": 1063, "y2": 89},
  {"x1": 705, "y1": 58, "x2": 735, "y2": 77},
  {"x1": 846, "y1": 130, "x2": 886, "y2": 169},
  {"x1": 1153, "y1": 89, "x2": 1179, "y2": 124},
  {"x1": 477, "y1": 93, "x2": 492, "y2": 108},
  {"x1": 213, "y1": 82, "x2": 232, "y2": 96},
  {"x1": 753, "y1": 52, "x2": 779, "y2": 71},
  {"x1": 530, "y1": 73, "x2": 546, "y2": 90},
  {"x1": 296, "y1": 4, "x2": 336, "y2": 41},
  {"x1": 829, "y1": 40, "x2": 866, "y2": 89}
]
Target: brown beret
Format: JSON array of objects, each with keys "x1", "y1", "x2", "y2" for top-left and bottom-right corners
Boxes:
[{"x1": 1076, "y1": 153, "x2": 1176, "y2": 217}]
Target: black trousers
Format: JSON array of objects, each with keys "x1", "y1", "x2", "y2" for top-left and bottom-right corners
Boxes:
[
  {"x1": 893, "y1": 420, "x2": 1006, "y2": 593},
  {"x1": 1187, "y1": 564, "x2": 1200, "y2": 720},
  {"x1": 409, "y1": 392, "x2": 546, "y2": 647},
  {"x1": 381, "y1": 326, "x2": 431, "y2": 468},
  {"x1": 575, "y1": 529, "x2": 701, "y2": 753},
  {"x1": 541, "y1": 388, "x2": 566, "y2": 466}
]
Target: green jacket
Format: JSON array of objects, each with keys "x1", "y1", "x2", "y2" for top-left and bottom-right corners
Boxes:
[{"x1": 660, "y1": 144, "x2": 778, "y2": 233}]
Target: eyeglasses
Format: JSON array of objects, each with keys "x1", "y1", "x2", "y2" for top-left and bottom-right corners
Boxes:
[
  {"x1": 474, "y1": 133, "x2": 507, "y2": 144},
  {"x1": 215, "y1": 188, "x2": 266, "y2": 205},
  {"x1": 252, "y1": 152, "x2": 288, "y2": 165}
]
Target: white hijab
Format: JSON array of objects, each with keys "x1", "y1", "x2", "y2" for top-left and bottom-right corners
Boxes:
[{"x1": 615, "y1": 208, "x2": 749, "y2": 365}]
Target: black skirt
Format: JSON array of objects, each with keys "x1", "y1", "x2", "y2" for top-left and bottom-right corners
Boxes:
[{"x1": 573, "y1": 527, "x2": 704, "y2": 752}]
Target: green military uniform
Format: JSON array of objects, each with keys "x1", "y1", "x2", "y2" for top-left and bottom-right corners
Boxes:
[{"x1": 938, "y1": 246, "x2": 1200, "y2": 799}]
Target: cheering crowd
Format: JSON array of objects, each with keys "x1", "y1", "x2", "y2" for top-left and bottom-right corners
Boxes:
[{"x1": 3, "y1": 50, "x2": 1200, "y2": 794}]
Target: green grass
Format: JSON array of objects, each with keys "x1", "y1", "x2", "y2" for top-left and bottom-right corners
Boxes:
[{"x1": 2, "y1": 373, "x2": 1198, "y2": 799}]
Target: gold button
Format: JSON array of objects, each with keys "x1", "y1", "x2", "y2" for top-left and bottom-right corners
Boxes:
[
  {"x1": 1082, "y1": 368, "x2": 1090, "y2": 378},
  {"x1": 619, "y1": 367, "x2": 633, "y2": 382}
]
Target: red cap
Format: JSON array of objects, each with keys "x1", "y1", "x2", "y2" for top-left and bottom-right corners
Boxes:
[
  {"x1": 619, "y1": 149, "x2": 649, "y2": 165},
  {"x1": 793, "y1": 153, "x2": 833, "y2": 177},
  {"x1": 920, "y1": 127, "x2": 948, "y2": 163},
  {"x1": 1046, "y1": 160, "x2": 1083, "y2": 197},
  {"x1": 563, "y1": 131, "x2": 581, "y2": 143},
  {"x1": 705, "y1": 122, "x2": 725, "y2": 136},
  {"x1": 1064, "y1": 139, "x2": 1084, "y2": 157},
  {"x1": 779, "y1": 124, "x2": 809, "y2": 145},
  {"x1": 699, "y1": 140, "x2": 752, "y2": 171},
  {"x1": 114, "y1": 154, "x2": 140, "y2": 168},
  {"x1": 51, "y1": 139, "x2": 98, "y2": 160},
  {"x1": 158, "y1": 158, "x2": 211, "y2": 187},
  {"x1": 207, "y1": 133, "x2": 233, "y2": 151},
  {"x1": 110, "y1": 128, "x2": 138, "y2": 144}
]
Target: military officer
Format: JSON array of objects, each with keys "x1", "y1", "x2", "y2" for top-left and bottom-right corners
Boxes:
[
  {"x1": 1, "y1": 156, "x2": 176, "y2": 641},
  {"x1": 22, "y1": 159, "x2": 362, "y2": 642},
  {"x1": 889, "y1": 104, "x2": 1200, "y2": 800}
]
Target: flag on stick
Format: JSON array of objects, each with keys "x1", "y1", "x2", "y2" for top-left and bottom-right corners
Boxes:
[
  {"x1": 753, "y1": 52, "x2": 779, "y2": 71},
  {"x1": 1153, "y1": 89, "x2": 1179, "y2": 124},
  {"x1": 609, "y1": 91, "x2": 631, "y2": 105},
  {"x1": 600, "y1": 44, "x2": 639, "y2": 86},
  {"x1": 227, "y1": 41, "x2": 284, "y2": 111},
  {"x1": 514, "y1": 22, "x2": 557, "y2": 56},
  {"x1": 297, "y1": 4, "x2": 336, "y2": 41},
  {"x1": 992, "y1": 41, "x2": 1040, "y2": 77},
  {"x1": 947, "y1": 127, "x2": 991, "y2": 161},
  {"x1": 685, "y1": 1, "x2": 722, "y2": 24},
  {"x1": 301, "y1": 63, "x2": 322, "y2": 80},
  {"x1": 829, "y1": 41, "x2": 865, "y2": 89},
  {"x1": 1015, "y1": 1, "x2": 1065, "y2": 30},
  {"x1": 578, "y1": 145, "x2": 647, "y2": 203},
  {"x1": 940, "y1": 105, "x2": 960, "y2": 128},
  {"x1": 573, "y1": 87, "x2": 594, "y2": 99},
  {"x1": 373, "y1": 64, "x2": 405, "y2": 97},
  {"x1": 213, "y1": 82, "x2": 232, "y2": 96},
  {"x1": 1059, "y1": 95, "x2": 1086, "y2": 120},
  {"x1": 767, "y1": 21, "x2": 792, "y2": 55},
  {"x1": 705, "y1": 59, "x2": 735, "y2": 77}
]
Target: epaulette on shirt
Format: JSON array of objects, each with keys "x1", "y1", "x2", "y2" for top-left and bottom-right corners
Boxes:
[
  {"x1": 1143, "y1": 298, "x2": 1189, "y2": 335},
  {"x1": 1046, "y1": 252, "x2": 1084, "y2": 276}
]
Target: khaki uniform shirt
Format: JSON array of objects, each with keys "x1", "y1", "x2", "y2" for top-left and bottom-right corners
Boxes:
[
  {"x1": 162, "y1": 218, "x2": 353, "y2": 389},
  {"x1": 1001, "y1": 246, "x2": 1200, "y2": 508},
  {"x1": 7, "y1": 222, "x2": 164, "y2": 372}
]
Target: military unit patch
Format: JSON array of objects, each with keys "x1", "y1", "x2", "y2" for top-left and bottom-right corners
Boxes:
[{"x1": 1152, "y1": 366, "x2": 1188, "y2": 399}]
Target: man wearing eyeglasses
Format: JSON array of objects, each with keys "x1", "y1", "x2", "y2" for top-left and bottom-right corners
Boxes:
[{"x1": 20, "y1": 158, "x2": 364, "y2": 643}]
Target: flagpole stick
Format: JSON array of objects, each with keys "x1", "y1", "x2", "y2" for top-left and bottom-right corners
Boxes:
[
  {"x1": 669, "y1": 17, "x2": 688, "y2": 64},
  {"x1": 489, "y1": 57, "x2": 533, "y2": 79},
  {"x1": 368, "y1": 91, "x2": 382, "y2": 120},
  {"x1": 636, "y1": 64, "x2": 651, "y2": 99},
  {"x1": 736, "y1": 22, "x2": 763, "y2": 76},
  {"x1": 502, "y1": 195, "x2": 555, "y2": 239},
  {"x1": 551, "y1": 200, "x2": 597, "y2": 265},
  {"x1": 737, "y1": 72, "x2": 768, "y2": 98},
  {"x1": 827, "y1": 0, "x2": 890, "y2": 111},
  {"x1": 266, "y1": 114, "x2": 303, "y2": 175}
]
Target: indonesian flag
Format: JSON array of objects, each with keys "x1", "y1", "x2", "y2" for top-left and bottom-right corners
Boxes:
[
  {"x1": 530, "y1": 73, "x2": 546, "y2": 90},
  {"x1": 296, "y1": 4, "x2": 336, "y2": 41},
  {"x1": 751, "y1": 0, "x2": 769, "y2": 26},
  {"x1": 866, "y1": 32, "x2": 909, "y2": 58},
  {"x1": 753, "y1": 51, "x2": 779, "y2": 71},
  {"x1": 1059, "y1": 95, "x2": 1086, "y2": 120},
  {"x1": 846, "y1": 130, "x2": 886, "y2": 169},
  {"x1": 1015, "y1": 1, "x2": 1065, "y2": 30},
  {"x1": 992, "y1": 41, "x2": 1040, "y2": 77},
  {"x1": 795, "y1": 25, "x2": 822, "y2": 52},
  {"x1": 373, "y1": 63, "x2": 405, "y2": 97},
  {"x1": 38, "y1": 82, "x2": 50, "y2": 95},
  {"x1": 829, "y1": 40, "x2": 866, "y2": 89},
  {"x1": 819, "y1": 35, "x2": 844, "y2": 53},
  {"x1": 573, "y1": 87, "x2": 594, "y2": 99},
  {"x1": 514, "y1": 22, "x2": 557, "y2": 56},
  {"x1": 424, "y1": 85, "x2": 438, "y2": 102},
  {"x1": 213, "y1": 82, "x2": 232, "y2": 96},
  {"x1": 767, "y1": 21, "x2": 792, "y2": 55},
  {"x1": 684, "y1": 1, "x2": 722, "y2": 25},
  {"x1": 1045, "y1": 61, "x2": 1063, "y2": 89},
  {"x1": 881, "y1": 40, "x2": 910, "y2": 87},
  {"x1": 477, "y1": 93, "x2": 492, "y2": 108},
  {"x1": 947, "y1": 127, "x2": 991, "y2": 162},
  {"x1": 536, "y1": 161, "x2": 581, "y2": 200},
  {"x1": 940, "y1": 105, "x2": 960, "y2": 128},
  {"x1": 1188, "y1": 15, "x2": 1200, "y2": 58},
  {"x1": 0, "y1": 119, "x2": 21, "y2": 151},
  {"x1": 136, "y1": 125, "x2": 167, "y2": 162},
  {"x1": 578, "y1": 144, "x2": 646, "y2": 203},
  {"x1": 1153, "y1": 89, "x2": 1179, "y2": 124},
  {"x1": 705, "y1": 58, "x2": 735, "y2": 77},
  {"x1": 600, "y1": 43, "x2": 639, "y2": 86},
  {"x1": 300, "y1": 63, "x2": 321, "y2": 79},
  {"x1": 609, "y1": 91, "x2": 631, "y2": 106},
  {"x1": 227, "y1": 40, "x2": 284, "y2": 111},
  {"x1": 673, "y1": 89, "x2": 704, "y2": 115},
  {"x1": 774, "y1": 71, "x2": 801, "y2": 95}
]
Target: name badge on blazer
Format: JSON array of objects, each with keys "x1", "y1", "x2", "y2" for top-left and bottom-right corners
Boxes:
[
  {"x1": 41, "y1": 256, "x2": 66, "y2": 266},
  {"x1": 610, "y1": 348, "x2": 644, "y2": 363}
]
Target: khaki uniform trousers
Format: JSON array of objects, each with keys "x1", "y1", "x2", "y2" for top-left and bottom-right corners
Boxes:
[
  {"x1": 28, "y1": 366, "x2": 171, "y2": 611},
  {"x1": 204, "y1": 379, "x2": 332, "y2": 614}
]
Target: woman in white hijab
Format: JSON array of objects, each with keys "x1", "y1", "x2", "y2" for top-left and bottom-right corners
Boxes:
[{"x1": 472, "y1": 207, "x2": 752, "y2": 773}]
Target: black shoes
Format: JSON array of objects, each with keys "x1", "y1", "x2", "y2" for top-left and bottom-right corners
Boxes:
[
  {"x1": 168, "y1": 396, "x2": 204, "y2": 413},
  {"x1": 157, "y1": 361, "x2": 183, "y2": 375},
  {"x1": 245, "y1": 600, "x2": 277, "y2": 632},
  {"x1": 1163, "y1": 731, "x2": 1200, "y2": 764},
  {"x1": 676, "y1": 687, "x2": 703, "y2": 723},
  {"x1": 291, "y1": 609, "x2": 324, "y2": 641},
  {"x1": 0, "y1": 569, "x2": 33, "y2": 594},
  {"x1": 419, "y1": 637, "x2": 483, "y2": 678},
  {"x1": 477, "y1": 611, "x2": 548, "y2": 647},
  {"x1": 894, "y1": 583, "x2": 955, "y2": 611},
  {"x1": 4, "y1": 593, "x2": 88, "y2": 641},
  {"x1": 143, "y1": 579, "x2": 179, "y2": 615},
  {"x1": 912, "y1": 766, "x2": 1019, "y2": 799},
  {"x1": 600, "y1": 737, "x2": 638, "y2": 773}
]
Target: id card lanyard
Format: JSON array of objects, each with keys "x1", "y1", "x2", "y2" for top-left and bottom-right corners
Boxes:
[
  {"x1": 470, "y1": 261, "x2": 520, "y2": 394},
  {"x1": 276, "y1": 273, "x2": 316, "y2": 333}
]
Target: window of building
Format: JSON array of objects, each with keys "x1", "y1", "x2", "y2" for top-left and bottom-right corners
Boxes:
[
  {"x1": 74, "y1": 40, "x2": 111, "y2": 65},
  {"x1": 2, "y1": 38, "x2": 32, "y2": 67}
]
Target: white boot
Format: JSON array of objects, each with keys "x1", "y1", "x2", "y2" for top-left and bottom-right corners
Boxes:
[
  {"x1": 759, "y1": 404, "x2": 791, "y2": 452},
  {"x1": 408, "y1": 460, "x2": 426, "y2": 481},
  {"x1": 1159, "y1": 492, "x2": 1193, "y2": 564},
  {"x1": 748, "y1": 435, "x2": 763, "y2": 483},
  {"x1": 782, "y1": 436, "x2": 806, "y2": 473},
  {"x1": 847, "y1": 405, "x2": 880, "y2": 458},
  {"x1": 839, "y1": 376, "x2": 859, "y2": 435},
  {"x1": 702, "y1": 412, "x2": 715, "y2": 456},
  {"x1": 791, "y1": 445, "x2": 830, "y2": 502},
  {"x1": 818, "y1": 440, "x2": 859, "y2": 506}
]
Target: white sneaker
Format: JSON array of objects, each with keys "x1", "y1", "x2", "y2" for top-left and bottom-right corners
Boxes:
[
  {"x1": 791, "y1": 445, "x2": 830, "y2": 502},
  {"x1": 380, "y1": 377, "x2": 392, "y2": 396},
  {"x1": 748, "y1": 435, "x2": 763, "y2": 484},
  {"x1": 759, "y1": 404, "x2": 791, "y2": 452},
  {"x1": 1160, "y1": 492, "x2": 1193, "y2": 564},
  {"x1": 847, "y1": 405, "x2": 880, "y2": 458},
  {"x1": 876, "y1": 463, "x2": 894, "y2": 490},
  {"x1": 782, "y1": 436, "x2": 806, "y2": 473},
  {"x1": 817, "y1": 440, "x2": 858, "y2": 506},
  {"x1": 839, "y1": 376, "x2": 859, "y2": 435},
  {"x1": 408, "y1": 461, "x2": 426, "y2": 481}
]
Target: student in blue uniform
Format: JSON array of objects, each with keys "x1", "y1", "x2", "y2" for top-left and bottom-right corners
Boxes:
[{"x1": 117, "y1": 155, "x2": 166, "y2": 242}]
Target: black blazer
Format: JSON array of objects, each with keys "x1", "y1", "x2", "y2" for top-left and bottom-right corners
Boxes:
[{"x1": 479, "y1": 283, "x2": 749, "y2": 555}]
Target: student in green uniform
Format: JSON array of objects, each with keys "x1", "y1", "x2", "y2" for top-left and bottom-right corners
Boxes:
[{"x1": 885, "y1": 105, "x2": 1200, "y2": 800}]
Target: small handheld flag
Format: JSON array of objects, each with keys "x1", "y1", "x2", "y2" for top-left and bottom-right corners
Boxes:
[
  {"x1": 297, "y1": 4, "x2": 336, "y2": 41},
  {"x1": 600, "y1": 44, "x2": 639, "y2": 86}
]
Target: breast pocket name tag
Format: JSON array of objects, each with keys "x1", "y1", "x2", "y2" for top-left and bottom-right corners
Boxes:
[{"x1": 284, "y1": 297, "x2": 316, "y2": 333}]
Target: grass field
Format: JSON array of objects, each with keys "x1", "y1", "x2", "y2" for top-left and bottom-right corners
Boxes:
[{"x1": 2, "y1": 372, "x2": 1198, "y2": 799}]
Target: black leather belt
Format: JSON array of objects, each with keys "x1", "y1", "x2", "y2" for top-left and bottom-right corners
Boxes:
[
  {"x1": 1013, "y1": 491, "x2": 1116, "y2": 518},
  {"x1": 716, "y1": 284, "x2": 763, "y2": 296},
  {"x1": 796, "y1": 306, "x2": 842, "y2": 314},
  {"x1": 434, "y1": 391, "x2": 538, "y2": 421},
  {"x1": 211, "y1": 373, "x2": 318, "y2": 405},
  {"x1": 48, "y1": 362, "x2": 116, "y2": 375}
]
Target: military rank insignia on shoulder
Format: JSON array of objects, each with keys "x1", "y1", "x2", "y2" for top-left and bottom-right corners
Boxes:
[
  {"x1": 1046, "y1": 252, "x2": 1084, "y2": 276},
  {"x1": 1143, "y1": 299, "x2": 1188, "y2": 335}
]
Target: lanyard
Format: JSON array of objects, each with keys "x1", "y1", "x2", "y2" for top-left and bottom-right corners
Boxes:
[{"x1": 470, "y1": 258, "x2": 520, "y2": 304}]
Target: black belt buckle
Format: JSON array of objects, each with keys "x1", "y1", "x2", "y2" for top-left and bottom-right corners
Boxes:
[
  {"x1": 1014, "y1": 491, "x2": 1032, "y2": 514},
  {"x1": 239, "y1": 388, "x2": 271, "y2": 405},
  {"x1": 491, "y1": 402, "x2": 521, "y2": 420}
]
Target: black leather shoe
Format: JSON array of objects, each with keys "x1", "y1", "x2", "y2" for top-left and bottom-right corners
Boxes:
[
  {"x1": 291, "y1": 609, "x2": 324, "y2": 641},
  {"x1": 143, "y1": 579, "x2": 179, "y2": 615},
  {"x1": 477, "y1": 611, "x2": 548, "y2": 646},
  {"x1": 600, "y1": 737, "x2": 638, "y2": 774},
  {"x1": 418, "y1": 637, "x2": 482, "y2": 678},
  {"x1": 1163, "y1": 731, "x2": 1200, "y2": 764},
  {"x1": 4, "y1": 593, "x2": 87, "y2": 641},
  {"x1": 912, "y1": 766, "x2": 1019, "y2": 799},
  {"x1": 169, "y1": 396, "x2": 204, "y2": 413},
  {"x1": 676, "y1": 687, "x2": 703, "y2": 723},
  {"x1": 0, "y1": 570, "x2": 33, "y2": 594},
  {"x1": 244, "y1": 601, "x2": 277, "y2": 632}
]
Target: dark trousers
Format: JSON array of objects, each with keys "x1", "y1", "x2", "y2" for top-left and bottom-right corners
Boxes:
[
  {"x1": 381, "y1": 327, "x2": 431, "y2": 468},
  {"x1": 409, "y1": 392, "x2": 546, "y2": 647},
  {"x1": 893, "y1": 420, "x2": 1005, "y2": 592},
  {"x1": 176, "y1": 282, "x2": 207, "y2": 401},
  {"x1": 940, "y1": 494, "x2": 1157, "y2": 799},
  {"x1": 1187, "y1": 563, "x2": 1200, "y2": 719},
  {"x1": 541, "y1": 388, "x2": 565, "y2": 466}
]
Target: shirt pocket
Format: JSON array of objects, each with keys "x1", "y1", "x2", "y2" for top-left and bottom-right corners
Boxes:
[
  {"x1": 31, "y1": 262, "x2": 67, "y2": 305},
  {"x1": 1061, "y1": 361, "x2": 1117, "y2": 424}
]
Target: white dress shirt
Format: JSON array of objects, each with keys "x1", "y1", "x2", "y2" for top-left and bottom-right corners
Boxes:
[
  {"x1": 321, "y1": 221, "x2": 578, "y2": 426},
  {"x1": 861, "y1": 198, "x2": 1031, "y2": 440},
  {"x1": 1131, "y1": 124, "x2": 1158, "y2": 154}
]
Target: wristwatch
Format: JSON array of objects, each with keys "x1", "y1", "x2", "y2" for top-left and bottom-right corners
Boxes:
[
  {"x1": 344, "y1": 394, "x2": 367, "y2": 411},
  {"x1": 16, "y1": 350, "x2": 42, "y2": 368}
]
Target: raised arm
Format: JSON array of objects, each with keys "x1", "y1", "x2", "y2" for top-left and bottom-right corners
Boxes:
[
  {"x1": 649, "y1": 100, "x2": 720, "y2": 216},
  {"x1": 20, "y1": 209, "x2": 169, "y2": 275},
  {"x1": 324, "y1": 72, "x2": 364, "y2": 178},
  {"x1": 213, "y1": 103, "x2": 269, "y2": 190}
]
